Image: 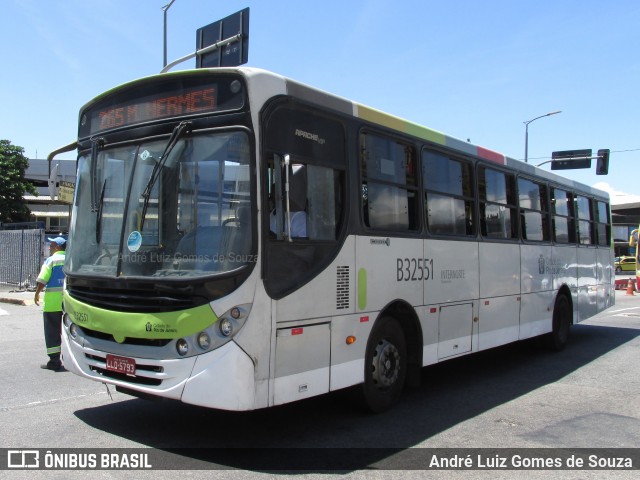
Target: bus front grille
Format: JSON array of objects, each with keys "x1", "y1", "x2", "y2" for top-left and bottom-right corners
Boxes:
[
  {"x1": 85, "y1": 353, "x2": 164, "y2": 386},
  {"x1": 67, "y1": 285, "x2": 205, "y2": 313}
]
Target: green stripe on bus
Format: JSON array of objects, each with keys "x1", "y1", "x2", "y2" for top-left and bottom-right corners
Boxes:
[
  {"x1": 405, "y1": 122, "x2": 446, "y2": 145},
  {"x1": 356, "y1": 104, "x2": 446, "y2": 145},
  {"x1": 358, "y1": 268, "x2": 367, "y2": 310},
  {"x1": 63, "y1": 291, "x2": 217, "y2": 343}
]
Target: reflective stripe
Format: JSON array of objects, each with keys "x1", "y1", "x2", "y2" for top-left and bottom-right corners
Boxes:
[
  {"x1": 37, "y1": 251, "x2": 66, "y2": 312},
  {"x1": 47, "y1": 346, "x2": 61, "y2": 354}
]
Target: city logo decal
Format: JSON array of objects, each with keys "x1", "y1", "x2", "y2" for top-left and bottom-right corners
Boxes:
[
  {"x1": 539, "y1": 254, "x2": 546, "y2": 275},
  {"x1": 146, "y1": 322, "x2": 178, "y2": 334}
]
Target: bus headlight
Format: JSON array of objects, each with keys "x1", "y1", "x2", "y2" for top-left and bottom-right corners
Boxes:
[
  {"x1": 176, "y1": 338, "x2": 189, "y2": 356},
  {"x1": 173, "y1": 304, "x2": 251, "y2": 358},
  {"x1": 219, "y1": 318, "x2": 233, "y2": 337},
  {"x1": 63, "y1": 314, "x2": 78, "y2": 339},
  {"x1": 215, "y1": 304, "x2": 251, "y2": 340},
  {"x1": 197, "y1": 332, "x2": 211, "y2": 349}
]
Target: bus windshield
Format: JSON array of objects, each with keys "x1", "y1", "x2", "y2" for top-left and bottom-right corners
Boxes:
[{"x1": 67, "y1": 130, "x2": 252, "y2": 279}]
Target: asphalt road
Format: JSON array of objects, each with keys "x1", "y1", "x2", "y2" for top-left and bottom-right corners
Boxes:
[{"x1": 0, "y1": 291, "x2": 638, "y2": 480}]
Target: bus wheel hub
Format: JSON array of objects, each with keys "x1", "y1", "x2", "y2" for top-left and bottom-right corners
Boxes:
[{"x1": 372, "y1": 339, "x2": 400, "y2": 388}]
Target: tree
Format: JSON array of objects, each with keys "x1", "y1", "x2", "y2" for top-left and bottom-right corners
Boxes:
[{"x1": 0, "y1": 139, "x2": 38, "y2": 224}]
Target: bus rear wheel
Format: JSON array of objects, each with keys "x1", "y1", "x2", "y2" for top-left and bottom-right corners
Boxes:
[
  {"x1": 360, "y1": 316, "x2": 407, "y2": 413},
  {"x1": 543, "y1": 294, "x2": 572, "y2": 351}
]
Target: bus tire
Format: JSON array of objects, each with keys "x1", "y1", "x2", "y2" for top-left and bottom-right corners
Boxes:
[
  {"x1": 360, "y1": 316, "x2": 407, "y2": 413},
  {"x1": 543, "y1": 294, "x2": 572, "y2": 351}
]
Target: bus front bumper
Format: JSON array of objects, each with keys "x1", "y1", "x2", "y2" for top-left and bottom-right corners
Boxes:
[{"x1": 62, "y1": 331, "x2": 256, "y2": 410}]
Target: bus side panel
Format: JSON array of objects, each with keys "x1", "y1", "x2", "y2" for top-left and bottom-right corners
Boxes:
[
  {"x1": 519, "y1": 290, "x2": 556, "y2": 339},
  {"x1": 270, "y1": 237, "x2": 357, "y2": 405},
  {"x1": 437, "y1": 302, "x2": 474, "y2": 359},
  {"x1": 478, "y1": 242, "x2": 521, "y2": 350},
  {"x1": 273, "y1": 323, "x2": 330, "y2": 405},
  {"x1": 597, "y1": 247, "x2": 615, "y2": 311},
  {"x1": 274, "y1": 236, "x2": 356, "y2": 322},
  {"x1": 356, "y1": 236, "x2": 423, "y2": 311},
  {"x1": 577, "y1": 247, "x2": 599, "y2": 322},
  {"x1": 329, "y1": 313, "x2": 373, "y2": 391},
  {"x1": 480, "y1": 243, "x2": 520, "y2": 298},
  {"x1": 422, "y1": 239, "x2": 479, "y2": 360},
  {"x1": 424, "y1": 239, "x2": 479, "y2": 305},
  {"x1": 520, "y1": 244, "x2": 554, "y2": 340},
  {"x1": 553, "y1": 245, "x2": 579, "y2": 320},
  {"x1": 418, "y1": 305, "x2": 439, "y2": 366},
  {"x1": 478, "y1": 296, "x2": 520, "y2": 350}
]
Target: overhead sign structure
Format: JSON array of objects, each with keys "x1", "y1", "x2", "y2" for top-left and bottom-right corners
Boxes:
[
  {"x1": 548, "y1": 148, "x2": 611, "y2": 175},
  {"x1": 196, "y1": 8, "x2": 249, "y2": 68},
  {"x1": 550, "y1": 149, "x2": 592, "y2": 170}
]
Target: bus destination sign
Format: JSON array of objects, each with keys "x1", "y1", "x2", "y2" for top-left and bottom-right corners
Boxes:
[
  {"x1": 79, "y1": 75, "x2": 246, "y2": 139},
  {"x1": 98, "y1": 87, "x2": 215, "y2": 130},
  {"x1": 84, "y1": 85, "x2": 217, "y2": 136}
]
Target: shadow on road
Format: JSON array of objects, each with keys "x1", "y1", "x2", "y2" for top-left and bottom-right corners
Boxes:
[{"x1": 74, "y1": 322, "x2": 639, "y2": 471}]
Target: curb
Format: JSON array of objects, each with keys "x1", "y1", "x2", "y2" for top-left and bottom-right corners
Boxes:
[{"x1": 0, "y1": 296, "x2": 34, "y2": 306}]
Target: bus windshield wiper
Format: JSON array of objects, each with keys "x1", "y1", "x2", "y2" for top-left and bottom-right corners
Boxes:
[
  {"x1": 95, "y1": 179, "x2": 106, "y2": 243},
  {"x1": 140, "y1": 121, "x2": 191, "y2": 229},
  {"x1": 90, "y1": 137, "x2": 105, "y2": 212}
]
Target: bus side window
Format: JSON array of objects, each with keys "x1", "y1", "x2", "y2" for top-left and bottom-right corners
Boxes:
[
  {"x1": 268, "y1": 158, "x2": 342, "y2": 241},
  {"x1": 518, "y1": 177, "x2": 550, "y2": 242},
  {"x1": 360, "y1": 132, "x2": 418, "y2": 231},
  {"x1": 576, "y1": 195, "x2": 594, "y2": 245},
  {"x1": 595, "y1": 200, "x2": 610, "y2": 246},
  {"x1": 423, "y1": 150, "x2": 475, "y2": 236},
  {"x1": 478, "y1": 166, "x2": 517, "y2": 239},
  {"x1": 551, "y1": 187, "x2": 572, "y2": 243}
]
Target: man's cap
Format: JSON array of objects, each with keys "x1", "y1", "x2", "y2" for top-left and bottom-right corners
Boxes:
[{"x1": 48, "y1": 236, "x2": 67, "y2": 246}]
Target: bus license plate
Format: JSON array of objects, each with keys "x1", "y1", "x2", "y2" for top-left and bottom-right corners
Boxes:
[{"x1": 105, "y1": 354, "x2": 136, "y2": 377}]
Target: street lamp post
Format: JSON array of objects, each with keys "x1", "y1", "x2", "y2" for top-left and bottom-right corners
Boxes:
[
  {"x1": 162, "y1": 0, "x2": 177, "y2": 68},
  {"x1": 523, "y1": 110, "x2": 562, "y2": 163}
]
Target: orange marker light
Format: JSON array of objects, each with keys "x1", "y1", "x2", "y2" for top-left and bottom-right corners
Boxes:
[{"x1": 346, "y1": 336, "x2": 356, "y2": 345}]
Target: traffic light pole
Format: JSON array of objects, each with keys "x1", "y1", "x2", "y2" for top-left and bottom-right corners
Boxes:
[{"x1": 536, "y1": 149, "x2": 610, "y2": 175}]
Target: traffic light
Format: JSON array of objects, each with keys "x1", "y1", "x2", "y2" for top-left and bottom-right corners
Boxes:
[{"x1": 596, "y1": 149, "x2": 610, "y2": 175}]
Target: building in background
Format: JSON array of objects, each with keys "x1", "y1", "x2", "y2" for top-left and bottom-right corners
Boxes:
[
  {"x1": 24, "y1": 159, "x2": 76, "y2": 234},
  {"x1": 611, "y1": 202, "x2": 640, "y2": 258}
]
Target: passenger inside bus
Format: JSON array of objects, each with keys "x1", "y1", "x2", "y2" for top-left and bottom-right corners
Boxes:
[{"x1": 270, "y1": 164, "x2": 308, "y2": 238}]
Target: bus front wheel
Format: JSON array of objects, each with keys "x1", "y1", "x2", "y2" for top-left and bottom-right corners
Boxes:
[{"x1": 360, "y1": 316, "x2": 407, "y2": 413}]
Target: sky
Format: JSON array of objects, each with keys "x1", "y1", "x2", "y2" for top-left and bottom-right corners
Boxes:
[{"x1": 2, "y1": 0, "x2": 639, "y2": 203}]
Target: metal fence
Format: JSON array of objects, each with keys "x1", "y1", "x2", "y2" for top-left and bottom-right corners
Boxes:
[{"x1": 0, "y1": 229, "x2": 44, "y2": 291}]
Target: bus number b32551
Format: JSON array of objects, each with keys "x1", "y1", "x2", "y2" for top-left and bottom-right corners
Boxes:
[{"x1": 397, "y1": 258, "x2": 434, "y2": 282}]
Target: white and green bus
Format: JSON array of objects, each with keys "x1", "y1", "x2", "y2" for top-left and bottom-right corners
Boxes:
[{"x1": 58, "y1": 67, "x2": 614, "y2": 413}]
